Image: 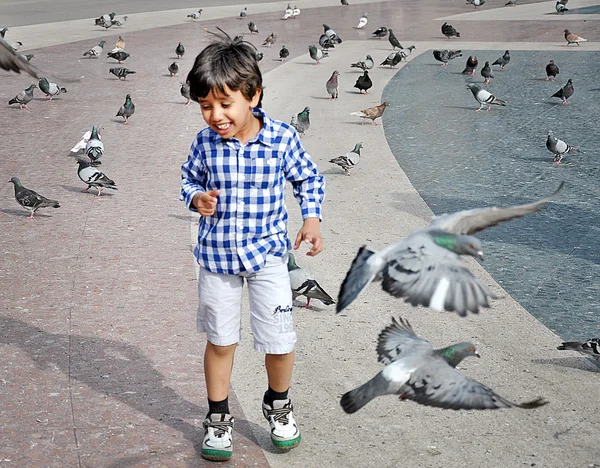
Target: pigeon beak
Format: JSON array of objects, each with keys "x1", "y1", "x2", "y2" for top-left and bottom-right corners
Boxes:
[
  {"x1": 475, "y1": 350, "x2": 481, "y2": 358},
  {"x1": 477, "y1": 251, "x2": 484, "y2": 260}
]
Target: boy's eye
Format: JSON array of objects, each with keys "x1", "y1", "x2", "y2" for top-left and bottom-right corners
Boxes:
[
  {"x1": 201, "y1": 106, "x2": 211, "y2": 110},
  {"x1": 221, "y1": 103, "x2": 230, "y2": 108}
]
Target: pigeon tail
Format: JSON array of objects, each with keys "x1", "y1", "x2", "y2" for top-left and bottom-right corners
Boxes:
[
  {"x1": 514, "y1": 397, "x2": 548, "y2": 409},
  {"x1": 337, "y1": 246, "x2": 380, "y2": 313},
  {"x1": 340, "y1": 372, "x2": 390, "y2": 413}
]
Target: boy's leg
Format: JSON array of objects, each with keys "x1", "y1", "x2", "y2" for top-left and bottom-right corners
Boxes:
[
  {"x1": 205, "y1": 342, "x2": 237, "y2": 401},
  {"x1": 265, "y1": 351, "x2": 294, "y2": 392}
]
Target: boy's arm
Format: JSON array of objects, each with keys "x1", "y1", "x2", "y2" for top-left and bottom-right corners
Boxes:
[{"x1": 180, "y1": 139, "x2": 207, "y2": 212}]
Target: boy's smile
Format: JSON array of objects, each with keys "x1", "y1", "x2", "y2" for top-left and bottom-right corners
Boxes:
[{"x1": 199, "y1": 85, "x2": 262, "y2": 144}]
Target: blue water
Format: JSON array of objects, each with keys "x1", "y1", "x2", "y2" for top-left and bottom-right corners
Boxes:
[{"x1": 382, "y1": 50, "x2": 600, "y2": 340}]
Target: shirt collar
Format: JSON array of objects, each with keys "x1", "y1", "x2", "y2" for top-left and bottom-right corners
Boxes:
[{"x1": 208, "y1": 107, "x2": 275, "y2": 148}]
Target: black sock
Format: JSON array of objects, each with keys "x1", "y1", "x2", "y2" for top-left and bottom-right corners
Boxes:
[
  {"x1": 263, "y1": 386, "x2": 289, "y2": 406},
  {"x1": 207, "y1": 396, "x2": 230, "y2": 417}
]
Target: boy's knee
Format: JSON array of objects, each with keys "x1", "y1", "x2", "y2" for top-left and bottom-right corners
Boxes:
[{"x1": 207, "y1": 341, "x2": 237, "y2": 357}]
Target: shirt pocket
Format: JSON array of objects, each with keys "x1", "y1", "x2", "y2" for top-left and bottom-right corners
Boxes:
[{"x1": 250, "y1": 155, "x2": 279, "y2": 189}]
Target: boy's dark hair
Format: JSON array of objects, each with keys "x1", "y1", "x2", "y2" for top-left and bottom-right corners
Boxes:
[{"x1": 187, "y1": 38, "x2": 263, "y2": 103}]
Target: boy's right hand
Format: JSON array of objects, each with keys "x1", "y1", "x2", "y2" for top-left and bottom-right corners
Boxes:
[{"x1": 193, "y1": 190, "x2": 220, "y2": 216}]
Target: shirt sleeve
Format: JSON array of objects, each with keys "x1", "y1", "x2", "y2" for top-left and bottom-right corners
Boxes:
[
  {"x1": 180, "y1": 136, "x2": 206, "y2": 212},
  {"x1": 283, "y1": 129, "x2": 325, "y2": 221}
]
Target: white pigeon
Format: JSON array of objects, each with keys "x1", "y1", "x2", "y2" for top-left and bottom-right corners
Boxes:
[
  {"x1": 292, "y1": 5, "x2": 301, "y2": 17},
  {"x1": 71, "y1": 130, "x2": 92, "y2": 153},
  {"x1": 356, "y1": 13, "x2": 368, "y2": 29},
  {"x1": 282, "y1": 4, "x2": 294, "y2": 19}
]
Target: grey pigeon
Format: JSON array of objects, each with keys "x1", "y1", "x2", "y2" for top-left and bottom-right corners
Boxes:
[
  {"x1": 556, "y1": 1, "x2": 569, "y2": 13},
  {"x1": 239, "y1": 7, "x2": 247, "y2": 18},
  {"x1": 551, "y1": 78, "x2": 574, "y2": 105},
  {"x1": 107, "y1": 50, "x2": 129, "y2": 63},
  {"x1": 309, "y1": 44, "x2": 327, "y2": 64},
  {"x1": 95, "y1": 12, "x2": 115, "y2": 28},
  {"x1": 545, "y1": 60, "x2": 559, "y2": 81},
  {"x1": 291, "y1": 106, "x2": 310, "y2": 135},
  {"x1": 340, "y1": 317, "x2": 548, "y2": 413},
  {"x1": 85, "y1": 126, "x2": 104, "y2": 166},
  {"x1": 116, "y1": 93, "x2": 135, "y2": 124},
  {"x1": 181, "y1": 81, "x2": 191, "y2": 106},
  {"x1": 557, "y1": 339, "x2": 600, "y2": 361},
  {"x1": 329, "y1": 142, "x2": 363, "y2": 175},
  {"x1": 175, "y1": 42, "x2": 185, "y2": 58},
  {"x1": 10, "y1": 41, "x2": 22, "y2": 51},
  {"x1": 288, "y1": 253, "x2": 335, "y2": 308},
  {"x1": 441, "y1": 22, "x2": 460, "y2": 38},
  {"x1": 77, "y1": 158, "x2": 117, "y2": 196},
  {"x1": 433, "y1": 49, "x2": 462, "y2": 66},
  {"x1": 350, "y1": 101, "x2": 389, "y2": 125},
  {"x1": 467, "y1": 0, "x2": 485, "y2": 8},
  {"x1": 9, "y1": 177, "x2": 60, "y2": 218},
  {"x1": 481, "y1": 61, "x2": 494, "y2": 84},
  {"x1": 354, "y1": 70, "x2": 372, "y2": 94},
  {"x1": 372, "y1": 27, "x2": 388, "y2": 39},
  {"x1": 462, "y1": 55, "x2": 478, "y2": 75},
  {"x1": 388, "y1": 28, "x2": 402, "y2": 50},
  {"x1": 380, "y1": 51, "x2": 402, "y2": 68},
  {"x1": 187, "y1": 9, "x2": 203, "y2": 20},
  {"x1": 341, "y1": 0, "x2": 349, "y2": 5},
  {"x1": 109, "y1": 67, "x2": 136, "y2": 80},
  {"x1": 546, "y1": 130, "x2": 577, "y2": 164},
  {"x1": 326, "y1": 70, "x2": 339, "y2": 100},
  {"x1": 467, "y1": 83, "x2": 506, "y2": 111},
  {"x1": 398, "y1": 45, "x2": 416, "y2": 60},
  {"x1": 0, "y1": 28, "x2": 7, "y2": 38},
  {"x1": 110, "y1": 15, "x2": 128, "y2": 27},
  {"x1": 492, "y1": 50, "x2": 510, "y2": 71},
  {"x1": 336, "y1": 183, "x2": 563, "y2": 315},
  {"x1": 248, "y1": 21, "x2": 259, "y2": 34},
  {"x1": 256, "y1": 52, "x2": 263, "y2": 63},
  {"x1": 38, "y1": 77, "x2": 66, "y2": 101},
  {"x1": 9, "y1": 83, "x2": 36, "y2": 110},
  {"x1": 323, "y1": 24, "x2": 342, "y2": 44},
  {"x1": 350, "y1": 55, "x2": 374, "y2": 71},
  {"x1": 262, "y1": 32, "x2": 277, "y2": 47},
  {"x1": 83, "y1": 40, "x2": 106, "y2": 58},
  {"x1": 564, "y1": 29, "x2": 586, "y2": 45},
  {"x1": 279, "y1": 45, "x2": 289, "y2": 61},
  {"x1": 318, "y1": 34, "x2": 335, "y2": 51},
  {"x1": 168, "y1": 61, "x2": 179, "y2": 76},
  {"x1": 505, "y1": 0, "x2": 517, "y2": 5}
]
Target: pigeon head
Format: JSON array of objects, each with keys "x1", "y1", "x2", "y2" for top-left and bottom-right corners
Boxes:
[
  {"x1": 439, "y1": 342, "x2": 480, "y2": 368},
  {"x1": 9, "y1": 177, "x2": 22, "y2": 186},
  {"x1": 466, "y1": 83, "x2": 481, "y2": 93},
  {"x1": 99, "y1": 40, "x2": 106, "y2": 46},
  {"x1": 432, "y1": 232, "x2": 483, "y2": 259},
  {"x1": 77, "y1": 158, "x2": 91, "y2": 168},
  {"x1": 287, "y1": 253, "x2": 299, "y2": 271}
]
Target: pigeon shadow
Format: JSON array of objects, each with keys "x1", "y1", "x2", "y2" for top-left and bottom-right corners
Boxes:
[
  {"x1": 310, "y1": 96, "x2": 332, "y2": 100},
  {"x1": 60, "y1": 184, "x2": 87, "y2": 194},
  {"x1": 529, "y1": 78, "x2": 550, "y2": 82},
  {"x1": 168, "y1": 214, "x2": 193, "y2": 222},
  {"x1": 589, "y1": 88, "x2": 600, "y2": 92},
  {"x1": 0, "y1": 208, "x2": 34, "y2": 217},
  {"x1": 443, "y1": 106, "x2": 475, "y2": 111},
  {"x1": 532, "y1": 357, "x2": 600, "y2": 372}
]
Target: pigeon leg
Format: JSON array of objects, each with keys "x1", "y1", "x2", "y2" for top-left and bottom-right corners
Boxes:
[
  {"x1": 372, "y1": 120, "x2": 379, "y2": 126},
  {"x1": 486, "y1": 106, "x2": 491, "y2": 111},
  {"x1": 27, "y1": 210, "x2": 35, "y2": 219},
  {"x1": 301, "y1": 298, "x2": 312, "y2": 309},
  {"x1": 562, "y1": 100, "x2": 568, "y2": 106},
  {"x1": 186, "y1": 99, "x2": 190, "y2": 106},
  {"x1": 97, "y1": 187, "x2": 103, "y2": 196},
  {"x1": 82, "y1": 186, "x2": 90, "y2": 193}
]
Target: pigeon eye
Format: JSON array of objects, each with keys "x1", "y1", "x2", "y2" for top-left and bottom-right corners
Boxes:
[
  {"x1": 469, "y1": 244, "x2": 474, "y2": 249},
  {"x1": 468, "y1": 346, "x2": 474, "y2": 351}
]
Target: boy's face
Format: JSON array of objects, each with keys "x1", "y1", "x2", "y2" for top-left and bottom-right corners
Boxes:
[{"x1": 198, "y1": 85, "x2": 262, "y2": 143}]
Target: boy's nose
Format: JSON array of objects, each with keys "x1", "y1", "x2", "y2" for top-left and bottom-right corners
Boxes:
[{"x1": 211, "y1": 106, "x2": 224, "y2": 121}]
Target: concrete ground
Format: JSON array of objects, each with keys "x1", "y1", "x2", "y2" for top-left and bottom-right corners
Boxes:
[{"x1": 1, "y1": 0, "x2": 599, "y2": 467}]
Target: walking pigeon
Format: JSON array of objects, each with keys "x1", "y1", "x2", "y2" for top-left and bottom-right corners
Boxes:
[
  {"x1": 354, "y1": 70, "x2": 372, "y2": 94},
  {"x1": 551, "y1": 79, "x2": 574, "y2": 105},
  {"x1": 462, "y1": 55, "x2": 478, "y2": 75},
  {"x1": 38, "y1": 77, "x2": 66, "y2": 101},
  {"x1": 556, "y1": 1, "x2": 568, "y2": 14},
  {"x1": 557, "y1": 339, "x2": 600, "y2": 361},
  {"x1": 288, "y1": 253, "x2": 335, "y2": 308},
  {"x1": 9, "y1": 177, "x2": 60, "y2": 218},
  {"x1": 0, "y1": 28, "x2": 7, "y2": 38},
  {"x1": 239, "y1": 7, "x2": 247, "y2": 18},
  {"x1": 341, "y1": 0, "x2": 349, "y2": 5},
  {"x1": 282, "y1": 4, "x2": 293, "y2": 19},
  {"x1": 564, "y1": 29, "x2": 586, "y2": 45},
  {"x1": 111, "y1": 16, "x2": 128, "y2": 27},
  {"x1": 292, "y1": 5, "x2": 301, "y2": 17},
  {"x1": 326, "y1": 70, "x2": 339, "y2": 100},
  {"x1": 187, "y1": 9, "x2": 203, "y2": 20},
  {"x1": 291, "y1": 106, "x2": 310, "y2": 135},
  {"x1": 505, "y1": 0, "x2": 517, "y2": 5},
  {"x1": 116, "y1": 94, "x2": 135, "y2": 124},
  {"x1": 175, "y1": 42, "x2": 185, "y2": 58},
  {"x1": 351, "y1": 55, "x2": 374, "y2": 71},
  {"x1": 109, "y1": 67, "x2": 136, "y2": 80},
  {"x1": 336, "y1": 183, "x2": 563, "y2": 315},
  {"x1": 481, "y1": 61, "x2": 494, "y2": 84},
  {"x1": 8, "y1": 83, "x2": 36, "y2": 110},
  {"x1": 546, "y1": 130, "x2": 577, "y2": 164},
  {"x1": 467, "y1": 0, "x2": 485, "y2": 8},
  {"x1": 492, "y1": 50, "x2": 510, "y2": 71},
  {"x1": 168, "y1": 62, "x2": 179, "y2": 76},
  {"x1": 388, "y1": 29, "x2": 402, "y2": 50},
  {"x1": 380, "y1": 51, "x2": 402, "y2": 68},
  {"x1": 279, "y1": 45, "x2": 290, "y2": 61},
  {"x1": 256, "y1": 52, "x2": 263, "y2": 63},
  {"x1": 111, "y1": 36, "x2": 125, "y2": 53},
  {"x1": 319, "y1": 34, "x2": 335, "y2": 51},
  {"x1": 107, "y1": 50, "x2": 129, "y2": 63},
  {"x1": 329, "y1": 142, "x2": 363, "y2": 175},
  {"x1": 181, "y1": 82, "x2": 191, "y2": 106},
  {"x1": 433, "y1": 49, "x2": 462, "y2": 66},
  {"x1": 372, "y1": 27, "x2": 388, "y2": 39},
  {"x1": 77, "y1": 158, "x2": 117, "y2": 196},
  {"x1": 309, "y1": 44, "x2": 327, "y2": 64},
  {"x1": 340, "y1": 317, "x2": 548, "y2": 413},
  {"x1": 85, "y1": 126, "x2": 104, "y2": 165},
  {"x1": 350, "y1": 101, "x2": 390, "y2": 125},
  {"x1": 356, "y1": 13, "x2": 368, "y2": 29},
  {"x1": 545, "y1": 60, "x2": 559, "y2": 81},
  {"x1": 467, "y1": 83, "x2": 506, "y2": 111},
  {"x1": 248, "y1": 21, "x2": 259, "y2": 34},
  {"x1": 262, "y1": 32, "x2": 277, "y2": 47},
  {"x1": 323, "y1": 24, "x2": 342, "y2": 44},
  {"x1": 441, "y1": 22, "x2": 460, "y2": 38},
  {"x1": 83, "y1": 40, "x2": 106, "y2": 58},
  {"x1": 398, "y1": 46, "x2": 416, "y2": 60}
]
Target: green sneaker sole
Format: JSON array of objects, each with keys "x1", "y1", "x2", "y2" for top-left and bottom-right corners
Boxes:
[
  {"x1": 201, "y1": 448, "x2": 233, "y2": 461},
  {"x1": 271, "y1": 434, "x2": 301, "y2": 450}
]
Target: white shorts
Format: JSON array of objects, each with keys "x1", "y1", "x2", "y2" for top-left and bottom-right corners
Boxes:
[{"x1": 197, "y1": 254, "x2": 296, "y2": 354}]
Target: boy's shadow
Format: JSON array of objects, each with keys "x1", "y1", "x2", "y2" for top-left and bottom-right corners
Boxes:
[{"x1": 0, "y1": 317, "x2": 276, "y2": 459}]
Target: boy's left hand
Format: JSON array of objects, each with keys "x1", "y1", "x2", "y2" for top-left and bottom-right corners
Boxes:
[{"x1": 294, "y1": 218, "x2": 323, "y2": 256}]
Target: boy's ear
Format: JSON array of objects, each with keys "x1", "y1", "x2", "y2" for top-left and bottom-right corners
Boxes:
[{"x1": 250, "y1": 88, "x2": 262, "y2": 108}]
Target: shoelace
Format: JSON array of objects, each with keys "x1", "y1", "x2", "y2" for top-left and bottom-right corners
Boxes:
[
  {"x1": 269, "y1": 406, "x2": 291, "y2": 425},
  {"x1": 207, "y1": 420, "x2": 232, "y2": 438}
]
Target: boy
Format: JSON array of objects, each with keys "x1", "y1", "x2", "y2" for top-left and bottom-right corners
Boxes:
[{"x1": 180, "y1": 38, "x2": 325, "y2": 462}]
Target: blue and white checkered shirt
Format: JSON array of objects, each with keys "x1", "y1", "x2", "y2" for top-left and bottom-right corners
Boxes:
[{"x1": 181, "y1": 108, "x2": 325, "y2": 274}]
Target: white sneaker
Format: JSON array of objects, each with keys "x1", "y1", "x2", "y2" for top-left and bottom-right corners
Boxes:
[
  {"x1": 262, "y1": 399, "x2": 301, "y2": 450},
  {"x1": 201, "y1": 413, "x2": 234, "y2": 461}
]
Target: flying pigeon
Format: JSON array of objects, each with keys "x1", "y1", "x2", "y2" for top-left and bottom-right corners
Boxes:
[
  {"x1": 248, "y1": 21, "x2": 259, "y2": 34},
  {"x1": 116, "y1": 93, "x2": 135, "y2": 124},
  {"x1": 481, "y1": 61, "x2": 493, "y2": 84},
  {"x1": 492, "y1": 50, "x2": 510, "y2": 71},
  {"x1": 111, "y1": 36, "x2": 125, "y2": 53},
  {"x1": 9, "y1": 177, "x2": 60, "y2": 218},
  {"x1": 545, "y1": 60, "x2": 559, "y2": 81},
  {"x1": 8, "y1": 83, "x2": 36, "y2": 110},
  {"x1": 107, "y1": 50, "x2": 129, "y2": 63},
  {"x1": 466, "y1": 0, "x2": 485, "y2": 8},
  {"x1": 239, "y1": 7, "x2": 247, "y2": 18},
  {"x1": 83, "y1": 40, "x2": 106, "y2": 58},
  {"x1": 433, "y1": 49, "x2": 462, "y2": 66},
  {"x1": 109, "y1": 67, "x2": 136, "y2": 80},
  {"x1": 309, "y1": 44, "x2": 327, "y2": 64},
  {"x1": 340, "y1": 316, "x2": 548, "y2": 413},
  {"x1": 462, "y1": 55, "x2": 478, "y2": 75},
  {"x1": 441, "y1": 22, "x2": 460, "y2": 38},
  {"x1": 564, "y1": 29, "x2": 586, "y2": 45},
  {"x1": 291, "y1": 106, "x2": 310, "y2": 136},
  {"x1": 354, "y1": 70, "x2": 372, "y2": 94},
  {"x1": 77, "y1": 158, "x2": 117, "y2": 196},
  {"x1": 282, "y1": 4, "x2": 293, "y2": 19},
  {"x1": 181, "y1": 82, "x2": 191, "y2": 106},
  {"x1": 0, "y1": 36, "x2": 48, "y2": 79},
  {"x1": 351, "y1": 55, "x2": 374, "y2": 71},
  {"x1": 372, "y1": 27, "x2": 388, "y2": 39},
  {"x1": 380, "y1": 51, "x2": 402, "y2": 68},
  {"x1": 188, "y1": 9, "x2": 203, "y2": 20},
  {"x1": 546, "y1": 130, "x2": 578, "y2": 164},
  {"x1": 336, "y1": 183, "x2": 563, "y2": 315},
  {"x1": 38, "y1": 77, "x2": 66, "y2": 101},
  {"x1": 350, "y1": 101, "x2": 389, "y2": 125},
  {"x1": 318, "y1": 34, "x2": 335, "y2": 51},
  {"x1": 326, "y1": 70, "x2": 339, "y2": 100},
  {"x1": 467, "y1": 83, "x2": 506, "y2": 111},
  {"x1": 356, "y1": 13, "x2": 368, "y2": 29},
  {"x1": 279, "y1": 45, "x2": 290, "y2": 61},
  {"x1": 556, "y1": 1, "x2": 568, "y2": 13},
  {"x1": 551, "y1": 78, "x2": 574, "y2": 105},
  {"x1": 330, "y1": 142, "x2": 363, "y2": 175},
  {"x1": 323, "y1": 24, "x2": 342, "y2": 44},
  {"x1": 176, "y1": 42, "x2": 185, "y2": 58},
  {"x1": 262, "y1": 32, "x2": 277, "y2": 47},
  {"x1": 85, "y1": 126, "x2": 104, "y2": 165},
  {"x1": 168, "y1": 62, "x2": 179, "y2": 76},
  {"x1": 288, "y1": 253, "x2": 335, "y2": 308},
  {"x1": 292, "y1": 5, "x2": 301, "y2": 17},
  {"x1": 388, "y1": 29, "x2": 402, "y2": 50},
  {"x1": 557, "y1": 339, "x2": 600, "y2": 361}
]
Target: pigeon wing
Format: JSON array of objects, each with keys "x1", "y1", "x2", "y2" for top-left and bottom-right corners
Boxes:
[{"x1": 376, "y1": 317, "x2": 433, "y2": 365}]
